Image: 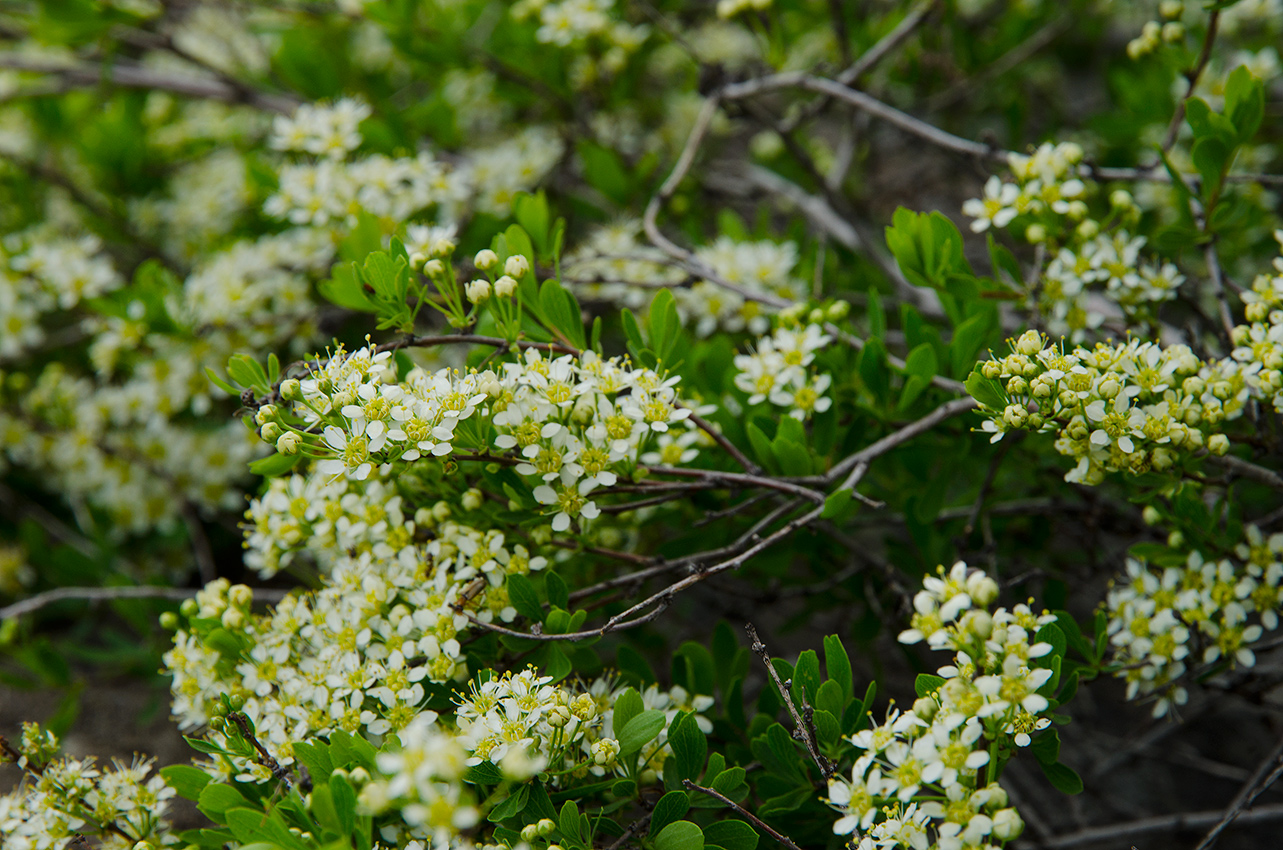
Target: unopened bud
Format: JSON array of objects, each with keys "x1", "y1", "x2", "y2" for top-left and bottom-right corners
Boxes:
[
  {"x1": 474, "y1": 249, "x2": 499, "y2": 270},
  {"x1": 504, "y1": 254, "x2": 530, "y2": 278}
]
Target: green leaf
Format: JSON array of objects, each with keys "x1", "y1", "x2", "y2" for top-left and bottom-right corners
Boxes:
[
  {"x1": 204, "y1": 367, "x2": 239, "y2": 396},
  {"x1": 745, "y1": 423, "x2": 779, "y2": 474},
  {"x1": 668, "y1": 711, "x2": 707, "y2": 783},
  {"x1": 821, "y1": 489, "x2": 853, "y2": 520},
  {"x1": 791, "y1": 649, "x2": 821, "y2": 708},
  {"x1": 248, "y1": 452, "x2": 302, "y2": 477},
  {"x1": 515, "y1": 191, "x2": 552, "y2": 256},
  {"x1": 292, "y1": 741, "x2": 333, "y2": 782},
  {"x1": 1039, "y1": 760, "x2": 1083, "y2": 795},
  {"x1": 559, "y1": 799, "x2": 582, "y2": 846},
  {"x1": 613, "y1": 687, "x2": 643, "y2": 737},
  {"x1": 159, "y1": 765, "x2": 211, "y2": 801},
  {"x1": 197, "y1": 783, "x2": 251, "y2": 824},
  {"x1": 1034, "y1": 623, "x2": 1067, "y2": 661},
  {"x1": 617, "y1": 709, "x2": 666, "y2": 755},
  {"x1": 710, "y1": 766, "x2": 747, "y2": 799},
  {"x1": 1030, "y1": 728, "x2": 1060, "y2": 765},
  {"x1": 654, "y1": 821, "x2": 704, "y2": 850},
  {"x1": 226, "y1": 354, "x2": 268, "y2": 392},
  {"x1": 577, "y1": 140, "x2": 632, "y2": 206},
  {"x1": 867, "y1": 289, "x2": 886, "y2": 338},
  {"x1": 815, "y1": 679, "x2": 844, "y2": 721},
  {"x1": 329, "y1": 773, "x2": 357, "y2": 836},
  {"x1": 858, "y1": 337, "x2": 890, "y2": 403},
  {"x1": 823, "y1": 635, "x2": 853, "y2": 702},
  {"x1": 702, "y1": 821, "x2": 758, "y2": 850},
  {"x1": 965, "y1": 371, "x2": 1006, "y2": 410},
  {"x1": 488, "y1": 784, "x2": 530, "y2": 822},
  {"x1": 1192, "y1": 136, "x2": 1231, "y2": 203},
  {"x1": 465, "y1": 760, "x2": 505, "y2": 786},
  {"x1": 950, "y1": 311, "x2": 992, "y2": 379},
  {"x1": 915, "y1": 673, "x2": 946, "y2": 697},
  {"x1": 649, "y1": 791, "x2": 691, "y2": 836},
  {"x1": 1224, "y1": 66, "x2": 1264, "y2": 144},
  {"x1": 506, "y1": 573, "x2": 544, "y2": 623},
  {"x1": 546, "y1": 572, "x2": 569, "y2": 611}
]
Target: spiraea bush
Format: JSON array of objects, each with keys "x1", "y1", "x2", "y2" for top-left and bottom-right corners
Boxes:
[{"x1": 1, "y1": 1, "x2": 1282, "y2": 849}]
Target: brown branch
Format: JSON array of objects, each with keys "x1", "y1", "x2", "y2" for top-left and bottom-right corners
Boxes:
[
  {"x1": 0, "y1": 585, "x2": 289, "y2": 621},
  {"x1": 1030, "y1": 802, "x2": 1283, "y2": 849},
  {"x1": 0, "y1": 54, "x2": 299, "y2": 113},
  {"x1": 683, "y1": 780, "x2": 805, "y2": 850},
  {"x1": 1159, "y1": 10, "x2": 1221, "y2": 154},
  {"x1": 745, "y1": 622, "x2": 835, "y2": 780},
  {"x1": 1192, "y1": 731, "x2": 1283, "y2": 850}
]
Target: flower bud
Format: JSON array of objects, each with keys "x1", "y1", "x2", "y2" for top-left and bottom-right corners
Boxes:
[
  {"x1": 255, "y1": 405, "x2": 277, "y2": 425},
  {"x1": 277, "y1": 431, "x2": 302, "y2": 455},
  {"x1": 1142, "y1": 505, "x2": 1162, "y2": 526},
  {"x1": 228, "y1": 584, "x2": 253, "y2": 608},
  {"x1": 504, "y1": 254, "x2": 530, "y2": 278},
  {"x1": 537, "y1": 818, "x2": 557, "y2": 836},
  {"x1": 462, "y1": 488, "x2": 484, "y2": 511},
  {"x1": 1016, "y1": 330, "x2": 1044, "y2": 356},
  {"x1": 993, "y1": 808, "x2": 1024, "y2": 841},
  {"x1": 494, "y1": 275, "x2": 518, "y2": 298},
  {"x1": 409, "y1": 251, "x2": 427, "y2": 269},
  {"x1": 1159, "y1": 0, "x2": 1183, "y2": 18},
  {"x1": 1076, "y1": 219, "x2": 1100, "y2": 240},
  {"x1": 180, "y1": 598, "x2": 198, "y2": 617},
  {"x1": 431, "y1": 237, "x2": 456, "y2": 258},
  {"x1": 1162, "y1": 22, "x2": 1185, "y2": 42},
  {"x1": 1025, "y1": 224, "x2": 1047, "y2": 244},
  {"x1": 465, "y1": 278, "x2": 491, "y2": 304},
  {"x1": 279, "y1": 378, "x2": 301, "y2": 401},
  {"x1": 159, "y1": 611, "x2": 179, "y2": 630},
  {"x1": 521, "y1": 825, "x2": 540, "y2": 842},
  {"x1": 826, "y1": 300, "x2": 850, "y2": 320},
  {"x1": 259, "y1": 422, "x2": 282, "y2": 442},
  {"x1": 912, "y1": 696, "x2": 938, "y2": 722},
  {"x1": 1207, "y1": 433, "x2": 1229, "y2": 456},
  {"x1": 474, "y1": 249, "x2": 499, "y2": 270}
]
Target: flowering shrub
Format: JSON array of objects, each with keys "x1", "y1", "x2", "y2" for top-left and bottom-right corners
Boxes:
[{"x1": 2, "y1": 2, "x2": 1283, "y2": 850}]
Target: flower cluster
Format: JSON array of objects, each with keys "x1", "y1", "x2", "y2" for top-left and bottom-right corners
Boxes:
[
  {"x1": 1227, "y1": 233, "x2": 1283, "y2": 411},
  {"x1": 823, "y1": 562, "x2": 1048, "y2": 849},
  {"x1": 973, "y1": 330, "x2": 1241, "y2": 484},
  {"x1": 1040, "y1": 229, "x2": 1184, "y2": 336},
  {"x1": 962, "y1": 143, "x2": 1088, "y2": 238},
  {"x1": 264, "y1": 97, "x2": 561, "y2": 228},
  {"x1": 260, "y1": 339, "x2": 698, "y2": 531},
  {"x1": 563, "y1": 226, "x2": 807, "y2": 337},
  {"x1": 361, "y1": 711, "x2": 480, "y2": 846},
  {"x1": 1105, "y1": 525, "x2": 1283, "y2": 717},
  {"x1": 732, "y1": 323, "x2": 834, "y2": 420},
  {"x1": 455, "y1": 668, "x2": 713, "y2": 786},
  {"x1": 0, "y1": 723, "x2": 177, "y2": 849}
]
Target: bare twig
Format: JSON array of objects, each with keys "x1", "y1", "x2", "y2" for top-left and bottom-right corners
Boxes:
[
  {"x1": 1210, "y1": 454, "x2": 1283, "y2": 491},
  {"x1": 0, "y1": 585, "x2": 289, "y2": 621},
  {"x1": 683, "y1": 780, "x2": 805, "y2": 850},
  {"x1": 745, "y1": 622, "x2": 835, "y2": 780},
  {"x1": 1192, "y1": 730, "x2": 1283, "y2": 850},
  {"x1": 0, "y1": 54, "x2": 299, "y2": 113},
  {"x1": 1026, "y1": 802, "x2": 1283, "y2": 849},
  {"x1": 1159, "y1": 10, "x2": 1221, "y2": 154},
  {"x1": 228, "y1": 712, "x2": 297, "y2": 790}
]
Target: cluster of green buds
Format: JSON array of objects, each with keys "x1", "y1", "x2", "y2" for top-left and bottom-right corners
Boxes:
[
  {"x1": 970, "y1": 330, "x2": 1234, "y2": 484},
  {"x1": 519, "y1": 817, "x2": 559, "y2": 842},
  {"x1": 776, "y1": 298, "x2": 850, "y2": 328},
  {"x1": 1127, "y1": 1, "x2": 1186, "y2": 60},
  {"x1": 204, "y1": 692, "x2": 248, "y2": 736},
  {"x1": 465, "y1": 247, "x2": 532, "y2": 340}
]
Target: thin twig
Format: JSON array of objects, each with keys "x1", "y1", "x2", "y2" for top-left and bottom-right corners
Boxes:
[
  {"x1": 1192, "y1": 730, "x2": 1283, "y2": 850},
  {"x1": 1027, "y1": 802, "x2": 1283, "y2": 849},
  {"x1": 683, "y1": 780, "x2": 805, "y2": 850},
  {"x1": 1159, "y1": 10, "x2": 1221, "y2": 154},
  {"x1": 745, "y1": 622, "x2": 835, "y2": 780},
  {"x1": 0, "y1": 585, "x2": 289, "y2": 620}
]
